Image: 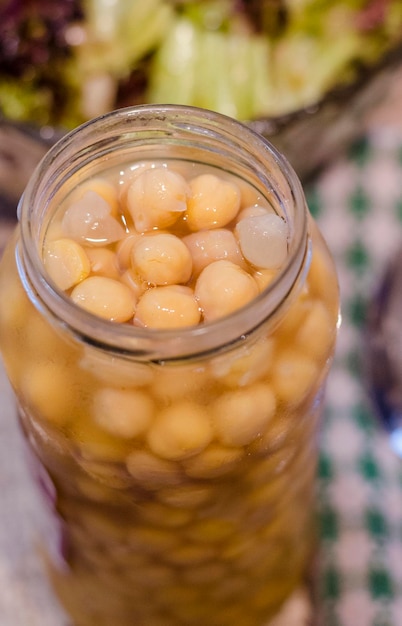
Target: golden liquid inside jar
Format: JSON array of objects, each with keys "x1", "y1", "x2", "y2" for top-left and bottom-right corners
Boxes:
[{"x1": 0, "y1": 105, "x2": 339, "y2": 626}]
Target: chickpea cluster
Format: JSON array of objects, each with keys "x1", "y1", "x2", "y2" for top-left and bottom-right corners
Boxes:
[
  {"x1": 43, "y1": 161, "x2": 289, "y2": 328},
  {"x1": 0, "y1": 159, "x2": 339, "y2": 626}
]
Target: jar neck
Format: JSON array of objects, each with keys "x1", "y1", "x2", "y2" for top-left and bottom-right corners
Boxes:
[{"x1": 17, "y1": 105, "x2": 310, "y2": 362}]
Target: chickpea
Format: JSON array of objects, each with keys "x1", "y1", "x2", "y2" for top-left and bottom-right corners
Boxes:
[
  {"x1": 211, "y1": 337, "x2": 274, "y2": 387},
  {"x1": 77, "y1": 456, "x2": 131, "y2": 491},
  {"x1": 275, "y1": 297, "x2": 311, "y2": 343},
  {"x1": 44, "y1": 238, "x2": 90, "y2": 291},
  {"x1": 235, "y1": 213, "x2": 288, "y2": 269},
  {"x1": 236, "y1": 204, "x2": 273, "y2": 221},
  {"x1": 131, "y1": 233, "x2": 192, "y2": 285},
  {"x1": 117, "y1": 162, "x2": 155, "y2": 206},
  {"x1": 134, "y1": 285, "x2": 201, "y2": 329},
  {"x1": 138, "y1": 501, "x2": 192, "y2": 529},
  {"x1": 152, "y1": 363, "x2": 208, "y2": 402},
  {"x1": 20, "y1": 361, "x2": 77, "y2": 426},
  {"x1": 116, "y1": 233, "x2": 140, "y2": 271},
  {"x1": 212, "y1": 383, "x2": 276, "y2": 447},
  {"x1": 62, "y1": 191, "x2": 126, "y2": 246},
  {"x1": 182, "y1": 228, "x2": 245, "y2": 276},
  {"x1": 158, "y1": 483, "x2": 213, "y2": 509},
  {"x1": 147, "y1": 400, "x2": 213, "y2": 461},
  {"x1": 0, "y1": 255, "x2": 30, "y2": 334},
  {"x1": 69, "y1": 177, "x2": 120, "y2": 216},
  {"x1": 295, "y1": 300, "x2": 335, "y2": 361},
  {"x1": 79, "y1": 346, "x2": 154, "y2": 387},
  {"x1": 253, "y1": 268, "x2": 278, "y2": 292},
  {"x1": 195, "y1": 260, "x2": 259, "y2": 322},
  {"x1": 45, "y1": 218, "x2": 64, "y2": 242},
  {"x1": 24, "y1": 309, "x2": 72, "y2": 364},
  {"x1": 72, "y1": 418, "x2": 129, "y2": 463},
  {"x1": 93, "y1": 387, "x2": 154, "y2": 439},
  {"x1": 120, "y1": 268, "x2": 147, "y2": 300},
  {"x1": 84, "y1": 247, "x2": 120, "y2": 279},
  {"x1": 126, "y1": 167, "x2": 189, "y2": 231},
  {"x1": 186, "y1": 173, "x2": 241, "y2": 230},
  {"x1": 184, "y1": 444, "x2": 244, "y2": 479},
  {"x1": 307, "y1": 239, "x2": 340, "y2": 316},
  {"x1": 126, "y1": 450, "x2": 182, "y2": 489},
  {"x1": 271, "y1": 348, "x2": 318, "y2": 405},
  {"x1": 71, "y1": 276, "x2": 137, "y2": 322}
]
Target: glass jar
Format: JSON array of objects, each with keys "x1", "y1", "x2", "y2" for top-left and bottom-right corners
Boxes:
[{"x1": 0, "y1": 105, "x2": 339, "y2": 626}]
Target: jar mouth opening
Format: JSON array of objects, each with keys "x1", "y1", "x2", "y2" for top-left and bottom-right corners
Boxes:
[{"x1": 18, "y1": 104, "x2": 309, "y2": 361}]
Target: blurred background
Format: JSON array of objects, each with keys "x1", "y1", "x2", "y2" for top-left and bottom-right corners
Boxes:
[{"x1": 1, "y1": 0, "x2": 402, "y2": 189}]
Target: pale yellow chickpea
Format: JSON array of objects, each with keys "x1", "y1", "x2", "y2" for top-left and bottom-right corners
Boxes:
[
  {"x1": 157, "y1": 483, "x2": 212, "y2": 509},
  {"x1": 131, "y1": 233, "x2": 192, "y2": 285},
  {"x1": 210, "y1": 336, "x2": 274, "y2": 387},
  {"x1": 84, "y1": 247, "x2": 120, "y2": 280},
  {"x1": 79, "y1": 346, "x2": 154, "y2": 387},
  {"x1": 120, "y1": 268, "x2": 147, "y2": 300},
  {"x1": 147, "y1": 400, "x2": 213, "y2": 461},
  {"x1": 20, "y1": 361, "x2": 77, "y2": 426},
  {"x1": 0, "y1": 240, "x2": 31, "y2": 332},
  {"x1": 211, "y1": 383, "x2": 276, "y2": 447},
  {"x1": 77, "y1": 459, "x2": 132, "y2": 490},
  {"x1": 44, "y1": 238, "x2": 90, "y2": 291},
  {"x1": 184, "y1": 444, "x2": 244, "y2": 478},
  {"x1": 117, "y1": 162, "x2": 155, "y2": 206},
  {"x1": 115, "y1": 233, "x2": 141, "y2": 271},
  {"x1": 253, "y1": 268, "x2": 278, "y2": 292},
  {"x1": 138, "y1": 501, "x2": 192, "y2": 529},
  {"x1": 236, "y1": 204, "x2": 273, "y2": 221},
  {"x1": 235, "y1": 213, "x2": 288, "y2": 269},
  {"x1": 126, "y1": 450, "x2": 182, "y2": 489},
  {"x1": 71, "y1": 416, "x2": 132, "y2": 463},
  {"x1": 151, "y1": 363, "x2": 208, "y2": 402},
  {"x1": 274, "y1": 296, "x2": 311, "y2": 343},
  {"x1": 93, "y1": 387, "x2": 155, "y2": 439},
  {"x1": 134, "y1": 285, "x2": 201, "y2": 329},
  {"x1": 126, "y1": 167, "x2": 189, "y2": 232},
  {"x1": 23, "y1": 309, "x2": 74, "y2": 366},
  {"x1": 61, "y1": 191, "x2": 126, "y2": 246},
  {"x1": 182, "y1": 228, "x2": 245, "y2": 276},
  {"x1": 195, "y1": 260, "x2": 259, "y2": 322},
  {"x1": 185, "y1": 173, "x2": 241, "y2": 231},
  {"x1": 294, "y1": 299, "x2": 335, "y2": 361},
  {"x1": 45, "y1": 218, "x2": 64, "y2": 241},
  {"x1": 271, "y1": 348, "x2": 319, "y2": 405},
  {"x1": 71, "y1": 276, "x2": 137, "y2": 322},
  {"x1": 307, "y1": 218, "x2": 339, "y2": 310},
  {"x1": 68, "y1": 177, "x2": 120, "y2": 216}
]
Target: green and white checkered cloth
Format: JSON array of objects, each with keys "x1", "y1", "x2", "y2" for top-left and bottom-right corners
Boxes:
[{"x1": 310, "y1": 133, "x2": 402, "y2": 626}]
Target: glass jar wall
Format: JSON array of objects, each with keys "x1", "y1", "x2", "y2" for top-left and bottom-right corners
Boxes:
[{"x1": 0, "y1": 105, "x2": 339, "y2": 626}]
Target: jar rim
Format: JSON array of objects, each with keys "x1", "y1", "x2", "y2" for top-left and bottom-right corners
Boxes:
[{"x1": 18, "y1": 104, "x2": 309, "y2": 361}]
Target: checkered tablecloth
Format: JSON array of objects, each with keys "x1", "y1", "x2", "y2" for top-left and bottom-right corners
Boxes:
[
  {"x1": 311, "y1": 132, "x2": 402, "y2": 626},
  {"x1": 1, "y1": 129, "x2": 402, "y2": 626}
]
